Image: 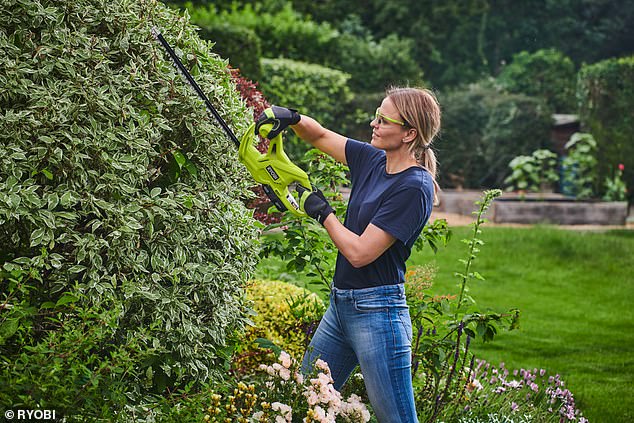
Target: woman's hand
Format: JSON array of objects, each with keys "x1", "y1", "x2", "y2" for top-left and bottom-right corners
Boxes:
[
  {"x1": 297, "y1": 186, "x2": 335, "y2": 225},
  {"x1": 255, "y1": 106, "x2": 301, "y2": 139}
]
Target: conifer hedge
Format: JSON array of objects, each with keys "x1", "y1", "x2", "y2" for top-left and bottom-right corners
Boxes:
[{"x1": 0, "y1": 0, "x2": 260, "y2": 410}]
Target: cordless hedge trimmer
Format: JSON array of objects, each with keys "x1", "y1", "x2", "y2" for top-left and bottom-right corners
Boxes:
[{"x1": 151, "y1": 27, "x2": 311, "y2": 216}]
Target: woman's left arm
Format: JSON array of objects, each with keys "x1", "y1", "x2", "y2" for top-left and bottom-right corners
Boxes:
[{"x1": 322, "y1": 214, "x2": 396, "y2": 268}]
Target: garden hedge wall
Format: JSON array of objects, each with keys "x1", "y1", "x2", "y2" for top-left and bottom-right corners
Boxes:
[
  {"x1": 0, "y1": 0, "x2": 260, "y2": 413},
  {"x1": 577, "y1": 55, "x2": 634, "y2": 202},
  {"x1": 259, "y1": 57, "x2": 352, "y2": 157},
  {"x1": 439, "y1": 82, "x2": 553, "y2": 189},
  {"x1": 198, "y1": 22, "x2": 262, "y2": 82}
]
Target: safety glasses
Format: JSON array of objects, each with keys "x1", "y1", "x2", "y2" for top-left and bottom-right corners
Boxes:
[{"x1": 374, "y1": 108, "x2": 408, "y2": 126}]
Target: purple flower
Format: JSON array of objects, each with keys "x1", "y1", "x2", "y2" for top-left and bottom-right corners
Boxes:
[{"x1": 511, "y1": 402, "x2": 519, "y2": 413}]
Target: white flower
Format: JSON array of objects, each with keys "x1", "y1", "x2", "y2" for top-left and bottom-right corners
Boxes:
[
  {"x1": 279, "y1": 367, "x2": 291, "y2": 381},
  {"x1": 271, "y1": 402, "x2": 293, "y2": 422},
  {"x1": 315, "y1": 359, "x2": 331, "y2": 375},
  {"x1": 295, "y1": 371, "x2": 304, "y2": 384},
  {"x1": 279, "y1": 351, "x2": 293, "y2": 369}
]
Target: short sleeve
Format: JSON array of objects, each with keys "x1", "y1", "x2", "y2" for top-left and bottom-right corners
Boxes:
[
  {"x1": 371, "y1": 187, "x2": 428, "y2": 245},
  {"x1": 345, "y1": 139, "x2": 381, "y2": 178}
]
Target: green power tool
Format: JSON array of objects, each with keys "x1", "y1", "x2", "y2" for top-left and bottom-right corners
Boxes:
[{"x1": 151, "y1": 27, "x2": 311, "y2": 216}]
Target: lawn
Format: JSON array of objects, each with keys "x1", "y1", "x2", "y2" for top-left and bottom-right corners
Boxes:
[
  {"x1": 408, "y1": 225, "x2": 634, "y2": 423},
  {"x1": 257, "y1": 224, "x2": 634, "y2": 422}
]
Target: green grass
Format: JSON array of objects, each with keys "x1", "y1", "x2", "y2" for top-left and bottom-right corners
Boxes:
[
  {"x1": 257, "y1": 225, "x2": 634, "y2": 422},
  {"x1": 408, "y1": 225, "x2": 634, "y2": 423}
]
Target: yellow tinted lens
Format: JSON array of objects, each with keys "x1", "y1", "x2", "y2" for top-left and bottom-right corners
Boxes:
[{"x1": 375, "y1": 108, "x2": 405, "y2": 126}]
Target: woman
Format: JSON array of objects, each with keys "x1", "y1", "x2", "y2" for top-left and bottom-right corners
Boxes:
[{"x1": 256, "y1": 87, "x2": 441, "y2": 423}]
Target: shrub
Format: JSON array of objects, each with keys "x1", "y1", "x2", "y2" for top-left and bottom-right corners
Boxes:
[
  {"x1": 259, "y1": 57, "x2": 352, "y2": 157},
  {"x1": 504, "y1": 149, "x2": 559, "y2": 193},
  {"x1": 198, "y1": 22, "x2": 262, "y2": 81},
  {"x1": 577, "y1": 55, "x2": 634, "y2": 202},
  {"x1": 188, "y1": 2, "x2": 339, "y2": 68},
  {"x1": 0, "y1": 275, "x2": 157, "y2": 420},
  {"x1": 0, "y1": 0, "x2": 260, "y2": 408},
  {"x1": 232, "y1": 279, "x2": 325, "y2": 371},
  {"x1": 336, "y1": 32, "x2": 424, "y2": 93},
  {"x1": 561, "y1": 133, "x2": 598, "y2": 199},
  {"x1": 497, "y1": 49, "x2": 577, "y2": 113},
  {"x1": 439, "y1": 81, "x2": 553, "y2": 189}
]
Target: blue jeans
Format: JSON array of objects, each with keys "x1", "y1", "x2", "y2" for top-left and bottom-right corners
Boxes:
[{"x1": 301, "y1": 284, "x2": 418, "y2": 423}]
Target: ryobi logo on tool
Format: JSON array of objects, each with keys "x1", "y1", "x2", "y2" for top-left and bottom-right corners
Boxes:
[{"x1": 265, "y1": 165, "x2": 280, "y2": 181}]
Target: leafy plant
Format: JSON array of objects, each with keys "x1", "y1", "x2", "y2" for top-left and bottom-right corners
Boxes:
[
  {"x1": 603, "y1": 163, "x2": 628, "y2": 202},
  {"x1": 497, "y1": 48, "x2": 577, "y2": 113},
  {"x1": 561, "y1": 133, "x2": 598, "y2": 199},
  {"x1": 439, "y1": 82, "x2": 553, "y2": 189},
  {"x1": 0, "y1": 0, "x2": 260, "y2": 404},
  {"x1": 0, "y1": 272, "x2": 159, "y2": 420},
  {"x1": 463, "y1": 360, "x2": 588, "y2": 422},
  {"x1": 406, "y1": 190, "x2": 520, "y2": 421},
  {"x1": 259, "y1": 58, "x2": 352, "y2": 158},
  {"x1": 504, "y1": 149, "x2": 559, "y2": 193},
  {"x1": 232, "y1": 279, "x2": 325, "y2": 373},
  {"x1": 578, "y1": 55, "x2": 634, "y2": 203}
]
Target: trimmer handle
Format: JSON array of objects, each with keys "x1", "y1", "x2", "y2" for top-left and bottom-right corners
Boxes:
[{"x1": 239, "y1": 123, "x2": 311, "y2": 217}]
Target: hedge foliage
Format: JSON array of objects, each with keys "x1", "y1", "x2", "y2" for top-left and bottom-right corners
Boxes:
[
  {"x1": 439, "y1": 82, "x2": 553, "y2": 189},
  {"x1": 0, "y1": 0, "x2": 260, "y2": 410},
  {"x1": 187, "y1": 3, "x2": 423, "y2": 92},
  {"x1": 259, "y1": 57, "x2": 352, "y2": 157},
  {"x1": 577, "y1": 55, "x2": 634, "y2": 202},
  {"x1": 198, "y1": 22, "x2": 262, "y2": 82},
  {"x1": 497, "y1": 48, "x2": 577, "y2": 113},
  {"x1": 259, "y1": 58, "x2": 352, "y2": 125}
]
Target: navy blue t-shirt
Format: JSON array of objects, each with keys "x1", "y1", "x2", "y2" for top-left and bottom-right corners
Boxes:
[{"x1": 333, "y1": 139, "x2": 434, "y2": 289}]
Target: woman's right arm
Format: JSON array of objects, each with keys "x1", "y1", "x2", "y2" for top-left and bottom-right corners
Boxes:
[{"x1": 291, "y1": 115, "x2": 348, "y2": 165}]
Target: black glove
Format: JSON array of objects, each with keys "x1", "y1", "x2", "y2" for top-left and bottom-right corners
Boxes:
[
  {"x1": 255, "y1": 106, "x2": 301, "y2": 140},
  {"x1": 297, "y1": 186, "x2": 335, "y2": 225}
]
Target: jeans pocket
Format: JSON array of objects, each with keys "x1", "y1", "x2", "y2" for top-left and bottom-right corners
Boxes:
[
  {"x1": 398, "y1": 309, "x2": 413, "y2": 344},
  {"x1": 353, "y1": 296, "x2": 388, "y2": 313}
]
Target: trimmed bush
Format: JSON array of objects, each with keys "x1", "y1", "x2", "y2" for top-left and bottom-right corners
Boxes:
[
  {"x1": 233, "y1": 280, "x2": 325, "y2": 371},
  {"x1": 259, "y1": 58, "x2": 351, "y2": 125},
  {"x1": 336, "y1": 32, "x2": 423, "y2": 93},
  {"x1": 577, "y1": 56, "x2": 634, "y2": 202},
  {"x1": 199, "y1": 23, "x2": 262, "y2": 82},
  {"x1": 0, "y1": 0, "x2": 260, "y2": 409},
  {"x1": 188, "y1": 3, "x2": 339, "y2": 69},
  {"x1": 497, "y1": 48, "x2": 577, "y2": 113},
  {"x1": 187, "y1": 3, "x2": 423, "y2": 95},
  {"x1": 259, "y1": 58, "x2": 352, "y2": 157},
  {"x1": 439, "y1": 82, "x2": 553, "y2": 189}
]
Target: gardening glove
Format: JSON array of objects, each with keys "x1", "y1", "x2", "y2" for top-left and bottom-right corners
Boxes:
[
  {"x1": 297, "y1": 185, "x2": 335, "y2": 225},
  {"x1": 255, "y1": 106, "x2": 301, "y2": 140}
]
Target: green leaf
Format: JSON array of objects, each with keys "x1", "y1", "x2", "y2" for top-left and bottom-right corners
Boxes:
[
  {"x1": 41, "y1": 169, "x2": 54, "y2": 180},
  {"x1": 254, "y1": 337, "x2": 283, "y2": 356},
  {"x1": 56, "y1": 292, "x2": 79, "y2": 307},
  {"x1": 172, "y1": 150, "x2": 186, "y2": 167},
  {"x1": 0, "y1": 318, "x2": 20, "y2": 345}
]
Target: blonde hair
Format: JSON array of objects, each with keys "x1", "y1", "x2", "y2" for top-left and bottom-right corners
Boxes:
[{"x1": 386, "y1": 86, "x2": 441, "y2": 196}]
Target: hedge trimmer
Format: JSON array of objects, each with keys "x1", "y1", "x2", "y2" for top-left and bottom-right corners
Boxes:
[{"x1": 151, "y1": 27, "x2": 311, "y2": 216}]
